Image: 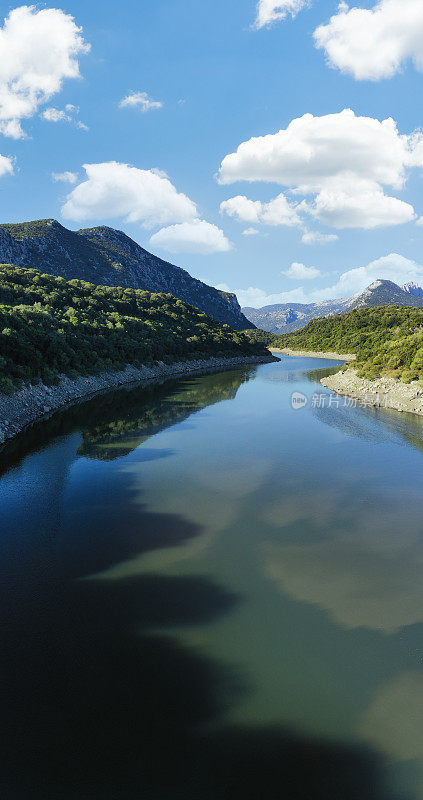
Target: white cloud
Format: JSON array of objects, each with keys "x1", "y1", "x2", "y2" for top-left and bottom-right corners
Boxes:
[
  {"x1": 61, "y1": 161, "x2": 229, "y2": 254},
  {"x1": 221, "y1": 253, "x2": 423, "y2": 308},
  {"x1": 416, "y1": 217, "x2": 423, "y2": 227},
  {"x1": 41, "y1": 104, "x2": 88, "y2": 131},
  {"x1": 0, "y1": 154, "x2": 14, "y2": 177},
  {"x1": 302, "y1": 231, "x2": 339, "y2": 244},
  {"x1": 282, "y1": 262, "x2": 321, "y2": 280},
  {"x1": 150, "y1": 220, "x2": 232, "y2": 255},
  {"x1": 220, "y1": 193, "x2": 301, "y2": 228},
  {"x1": 0, "y1": 5, "x2": 90, "y2": 139},
  {"x1": 220, "y1": 195, "x2": 261, "y2": 224},
  {"x1": 314, "y1": 0, "x2": 423, "y2": 81},
  {"x1": 42, "y1": 107, "x2": 72, "y2": 123},
  {"x1": 119, "y1": 91, "x2": 163, "y2": 112},
  {"x1": 218, "y1": 110, "x2": 416, "y2": 189},
  {"x1": 52, "y1": 170, "x2": 78, "y2": 184},
  {"x1": 254, "y1": 0, "x2": 310, "y2": 29},
  {"x1": 261, "y1": 194, "x2": 302, "y2": 226},
  {"x1": 61, "y1": 162, "x2": 198, "y2": 227},
  {"x1": 243, "y1": 227, "x2": 260, "y2": 236},
  {"x1": 218, "y1": 110, "x2": 423, "y2": 230},
  {"x1": 307, "y1": 179, "x2": 416, "y2": 229}
]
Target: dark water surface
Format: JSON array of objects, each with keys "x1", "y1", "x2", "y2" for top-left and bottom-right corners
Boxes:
[{"x1": 2, "y1": 357, "x2": 423, "y2": 799}]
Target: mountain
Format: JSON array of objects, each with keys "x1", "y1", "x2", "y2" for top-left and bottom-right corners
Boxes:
[
  {"x1": 243, "y1": 279, "x2": 423, "y2": 333},
  {"x1": 243, "y1": 297, "x2": 351, "y2": 334},
  {"x1": 348, "y1": 279, "x2": 423, "y2": 309},
  {"x1": 403, "y1": 281, "x2": 423, "y2": 299},
  {"x1": 0, "y1": 219, "x2": 252, "y2": 331}
]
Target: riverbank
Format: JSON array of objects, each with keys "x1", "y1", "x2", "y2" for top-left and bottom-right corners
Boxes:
[
  {"x1": 270, "y1": 347, "x2": 356, "y2": 361},
  {"x1": 321, "y1": 368, "x2": 423, "y2": 416},
  {"x1": 0, "y1": 353, "x2": 277, "y2": 446}
]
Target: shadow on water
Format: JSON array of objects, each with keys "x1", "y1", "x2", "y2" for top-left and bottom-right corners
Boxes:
[
  {"x1": 0, "y1": 551, "x2": 405, "y2": 800},
  {"x1": 0, "y1": 366, "x2": 409, "y2": 799}
]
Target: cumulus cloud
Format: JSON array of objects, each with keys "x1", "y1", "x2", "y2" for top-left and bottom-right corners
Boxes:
[
  {"x1": 220, "y1": 195, "x2": 261, "y2": 224},
  {"x1": 0, "y1": 154, "x2": 14, "y2": 177},
  {"x1": 301, "y1": 231, "x2": 339, "y2": 244},
  {"x1": 52, "y1": 170, "x2": 78, "y2": 184},
  {"x1": 282, "y1": 262, "x2": 321, "y2": 280},
  {"x1": 242, "y1": 227, "x2": 260, "y2": 236},
  {"x1": 119, "y1": 91, "x2": 163, "y2": 112},
  {"x1": 150, "y1": 220, "x2": 232, "y2": 255},
  {"x1": 0, "y1": 5, "x2": 90, "y2": 139},
  {"x1": 220, "y1": 193, "x2": 301, "y2": 227},
  {"x1": 218, "y1": 110, "x2": 423, "y2": 230},
  {"x1": 61, "y1": 162, "x2": 198, "y2": 227},
  {"x1": 221, "y1": 253, "x2": 423, "y2": 308},
  {"x1": 254, "y1": 0, "x2": 310, "y2": 29},
  {"x1": 61, "y1": 161, "x2": 231, "y2": 255},
  {"x1": 314, "y1": 0, "x2": 423, "y2": 81},
  {"x1": 306, "y1": 179, "x2": 416, "y2": 229}
]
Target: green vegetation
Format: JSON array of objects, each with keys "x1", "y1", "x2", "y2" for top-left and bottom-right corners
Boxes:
[
  {"x1": 264, "y1": 306, "x2": 423, "y2": 382},
  {"x1": 0, "y1": 263, "x2": 266, "y2": 393},
  {"x1": 244, "y1": 329, "x2": 278, "y2": 348},
  {"x1": 1, "y1": 219, "x2": 58, "y2": 240}
]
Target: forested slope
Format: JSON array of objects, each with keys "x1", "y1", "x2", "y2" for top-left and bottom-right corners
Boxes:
[
  {"x1": 0, "y1": 264, "x2": 267, "y2": 393},
  {"x1": 269, "y1": 306, "x2": 423, "y2": 382}
]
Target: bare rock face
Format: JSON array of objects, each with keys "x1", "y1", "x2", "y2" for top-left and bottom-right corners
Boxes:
[
  {"x1": 321, "y1": 369, "x2": 423, "y2": 417},
  {"x1": 0, "y1": 219, "x2": 253, "y2": 331},
  {"x1": 403, "y1": 281, "x2": 423, "y2": 299}
]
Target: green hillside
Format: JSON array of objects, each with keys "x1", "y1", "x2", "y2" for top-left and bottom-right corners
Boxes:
[
  {"x1": 0, "y1": 264, "x2": 267, "y2": 393},
  {"x1": 251, "y1": 306, "x2": 423, "y2": 383}
]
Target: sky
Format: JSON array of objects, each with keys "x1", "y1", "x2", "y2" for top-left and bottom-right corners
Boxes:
[{"x1": 2, "y1": 1, "x2": 423, "y2": 307}]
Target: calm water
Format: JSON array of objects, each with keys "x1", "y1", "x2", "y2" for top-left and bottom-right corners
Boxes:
[{"x1": 2, "y1": 357, "x2": 423, "y2": 799}]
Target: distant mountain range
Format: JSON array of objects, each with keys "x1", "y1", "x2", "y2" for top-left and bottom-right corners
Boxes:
[
  {"x1": 243, "y1": 279, "x2": 423, "y2": 333},
  {"x1": 0, "y1": 219, "x2": 252, "y2": 331}
]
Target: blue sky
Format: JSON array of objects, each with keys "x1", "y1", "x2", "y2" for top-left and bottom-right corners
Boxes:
[{"x1": 2, "y1": 0, "x2": 423, "y2": 307}]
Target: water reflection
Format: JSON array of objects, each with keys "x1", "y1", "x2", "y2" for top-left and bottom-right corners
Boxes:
[
  {"x1": 1, "y1": 358, "x2": 423, "y2": 798},
  {"x1": 0, "y1": 367, "x2": 257, "y2": 474}
]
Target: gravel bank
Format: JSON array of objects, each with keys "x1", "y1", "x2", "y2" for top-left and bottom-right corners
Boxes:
[
  {"x1": 0, "y1": 353, "x2": 276, "y2": 446},
  {"x1": 271, "y1": 348, "x2": 356, "y2": 361},
  {"x1": 321, "y1": 368, "x2": 423, "y2": 416}
]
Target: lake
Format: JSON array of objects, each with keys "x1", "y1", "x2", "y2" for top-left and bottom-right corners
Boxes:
[{"x1": 1, "y1": 356, "x2": 423, "y2": 799}]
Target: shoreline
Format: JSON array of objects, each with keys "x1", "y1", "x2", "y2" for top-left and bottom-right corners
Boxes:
[
  {"x1": 0, "y1": 353, "x2": 277, "y2": 447},
  {"x1": 321, "y1": 368, "x2": 423, "y2": 417},
  {"x1": 270, "y1": 347, "x2": 356, "y2": 361}
]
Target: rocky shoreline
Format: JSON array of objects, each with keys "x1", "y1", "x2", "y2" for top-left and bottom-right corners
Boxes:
[
  {"x1": 271, "y1": 348, "x2": 356, "y2": 361},
  {"x1": 0, "y1": 353, "x2": 277, "y2": 447},
  {"x1": 321, "y1": 368, "x2": 423, "y2": 417}
]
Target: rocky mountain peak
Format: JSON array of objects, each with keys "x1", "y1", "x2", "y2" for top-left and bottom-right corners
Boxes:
[{"x1": 402, "y1": 281, "x2": 423, "y2": 298}]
